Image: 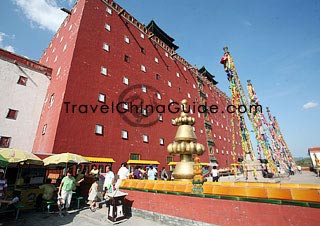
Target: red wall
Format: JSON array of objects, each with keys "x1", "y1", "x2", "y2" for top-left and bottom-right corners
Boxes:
[
  {"x1": 33, "y1": 0, "x2": 242, "y2": 170},
  {"x1": 125, "y1": 190, "x2": 320, "y2": 226}
]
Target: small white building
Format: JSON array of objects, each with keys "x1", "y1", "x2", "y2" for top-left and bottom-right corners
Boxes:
[{"x1": 0, "y1": 48, "x2": 51, "y2": 152}]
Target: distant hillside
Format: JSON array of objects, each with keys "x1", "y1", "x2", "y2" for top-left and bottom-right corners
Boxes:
[{"x1": 295, "y1": 158, "x2": 312, "y2": 167}]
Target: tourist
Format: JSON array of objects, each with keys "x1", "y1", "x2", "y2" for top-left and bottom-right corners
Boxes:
[
  {"x1": 0, "y1": 169, "x2": 7, "y2": 199},
  {"x1": 58, "y1": 170, "x2": 84, "y2": 213},
  {"x1": 75, "y1": 169, "x2": 86, "y2": 194},
  {"x1": 88, "y1": 177, "x2": 99, "y2": 211},
  {"x1": 133, "y1": 166, "x2": 142, "y2": 179},
  {"x1": 103, "y1": 165, "x2": 115, "y2": 206},
  {"x1": 297, "y1": 165, "x2": 302, "y2": 174},
  {"x1": 211, "y1": 166, "x2": 219, "y2": 182},
  {"x1": 147, "y1": 166, "x2": 157, "y2": 180},
  {"x1": 90, "y1": 165, "x2": 99, "y2": 176},
  {"x1": 36, "y1": 178, "x2": 56, "y2": 209},
  {"x1": 160, "y1": 167, "x2": 168, "y2": 180},
  {"x1": 115, "y1": 162, "x2": 129, "y2": 189}
]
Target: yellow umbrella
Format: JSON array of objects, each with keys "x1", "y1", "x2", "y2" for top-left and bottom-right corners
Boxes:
[
  {"x1": 43, "y1": 152, "x2": 90, "y2": 167},
  {"x1": 0, "y1": 148, "x2": 43, "y2": 165}
]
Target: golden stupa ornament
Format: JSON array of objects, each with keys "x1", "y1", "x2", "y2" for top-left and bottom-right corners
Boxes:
[{"x1": 167, "y1": 99, "x2": 205, "y2": 180}]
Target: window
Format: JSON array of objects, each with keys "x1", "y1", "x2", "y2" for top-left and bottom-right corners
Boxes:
[
  {"x1": 165, "y1": 52, "x2": 168, "y2": 57},
  {"x1": 121, "y1": 130, "x2": 128, "y2": 139},
  {"x1": 124, "y1": 36, "x2": 130, "y2": 43},
  {"x1": 168, "y1": 81, "x2": 172, "y2": 87},
  {"x1": 166, "y1": 156, "x2": 173, "y2": 163},
  {"x1": 198, "y1": 113, "x2": 201, "y2": 118},
  {"x1": 124, "y1": 55, "x2": 130, "y2": 63},
  {"x1": 193, "y1": 84, "x2": 196, "y2": 89},
  {"x1": 160, "y1": 138, "x2": 164, "y2": 145},
  {"x1": 17, "y1": 76, "x2": 27, "y2": 86},
  {"x1": 176, "y1": 72, "x2": 180, "y2": 77},
  {"x1": 6, "y1": 109, "x2": 18, "y2": 120},
  {"x1": 103, "y1": 43, "x2": 109, "y2": 52},
  {"x1": 57, "y1": 67, "x2": 61, "y2": 76},
  {"x1": 49, "y1": 94, "x2": 54, "y2": 107},
  {"x1": 158, "y1": 114, "x2": 163, "y2": 121},
  {"x1": 155, "y1": 74, "x2": 160, "y2": 80},
  {"x1": 60, "y1": 36, "x2": 64, "y2": 43},
  {"x1": 187, "y1": 93, "x2": 191, "y2": 98},
  {"x1": 140, "y1": 33, "x2": 144, "y2": 39},
  {"x1": 226, "y1": 151, "x2": 229, "y2": 155},
  {"x1": 143, "y1": 134, "x2": 148, "y2": 143},
  {"x1": 101, "y1": 66, "x2": 107, "y2": 76},
  {"x1": 106, "y1": 7, "x2": 112, "y2": 14},
  {"x1": 54, "y1": 56, "x2": 58, "y2": 62},
  {"x1": 123, "y1": 102, "x2": 128, "y2": 110},
  {"x1": 200, "y1": 129, "x2": 203, "y2": 134},
  {"x1": 141, "y1": 65, "x2": 146, "y2": 72},
  {"x1": 63, "y1": 44, "x2": 67, "y2": 52},
  {"x1": 216, "y1": 149, "x2": 219, "y2": 154},
  {"x1": 140, "y1": 47, "x2": 145, "y2": 54},
  {"x1": 98, "y1": 93, "x2": 106, "y2": 103},
  {"x1": 171, "y1": 119, "x2": 175, "y2": 125},
  {"x1": 141, "y1": 85, "x2": 147, "y2": 93},
  {"x1": 157, "y1": 93, "x2": 161, "y2": 100},
  {"x1": 0, "y1": 136, "x2": 11, "y2": 148},
  {"x1": 184, "y1": 66, "x2": 186, "y2": 71},
  {"x1": 154, "y1": 57, "x2": 159, "y2": 63},
  {"x1": 42, "y1": 124, "x2": 47, "y2": 135},
  {"x1": 123, "y1": 77, "x2": 129, "y2": 85},
  {"x1": 222, "y1": 150, "x2": 224, "y2": 154},
  {"x1": 69, "y1": 24, "x2": 73, "y2": 31},
  {"x1": 130, "y1": 153, "x2": 140, "y2": 160},
  {"x1": 105, "y1": 24, "x2": 111, "y2": 31},
  {"x1": 142, "y1": 108, "x2": 147, "y2": 116},
  {"x1": 95, "y1": 124, "x2": 103, "y2": 135},
  {"x1": 193, "y1": 127, "x2": 196, "y2": 132}
]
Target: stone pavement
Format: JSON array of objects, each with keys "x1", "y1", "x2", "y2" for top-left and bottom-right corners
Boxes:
[
  {"x1": 219, "y1": 170, "x2": 320, "y2": 184},
  {"x1": 0, "y1": 207, "x2": 169, "y2": 226}
]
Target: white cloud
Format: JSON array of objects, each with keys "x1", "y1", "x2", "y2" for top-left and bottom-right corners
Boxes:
[
  {"x1": 0, "y1": 32, "x2": 15, "y2": 53},
  {"x1": 243, "y1": 20, "x2": 252, "y2": 27},
  {"x1": 12, "y1": 0, "x2": 67, "y2": 32},
  {"x1": 4, "y1": 45, "x2": 15, "y2": 52},
  {"x1": 302, "y1": 101, "x2": 319, "y2": 110}
]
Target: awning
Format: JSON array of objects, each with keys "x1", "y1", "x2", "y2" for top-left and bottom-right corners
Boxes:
[
  {"x1": 127, "y1": 160, "x2": 160, "y2": 165},
  {"x1": 168, "y1": 162, "x2": 209, "y2": 166},
  {"x1": 84, "y1": 156, "x2": 115, "y2": 163}
]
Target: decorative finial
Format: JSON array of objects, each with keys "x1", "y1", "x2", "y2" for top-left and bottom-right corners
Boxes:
[
  {"x1": 223, "y1": 46, "x2": 229, "y2": 53},
  {"x1": 266, "y1": 107, "x2": 270, "y2": 112},
  {"x1": 247, "y1": 80, "x2": 251, "y2": 85}
]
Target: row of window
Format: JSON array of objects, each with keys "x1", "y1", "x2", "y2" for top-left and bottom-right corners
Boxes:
[{"x1": 95, "y1": 125, "x2": 165, "y2": 145}]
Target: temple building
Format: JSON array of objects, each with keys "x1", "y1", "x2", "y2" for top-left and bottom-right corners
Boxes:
[
  {"x1": 0, "y1": 48, "x2": 51, "y2": 152},
  {"x1": 31, "y1": 0, "x2": 243, "y2": 169}
]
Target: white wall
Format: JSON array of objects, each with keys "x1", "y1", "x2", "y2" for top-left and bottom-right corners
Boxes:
[{"x1": 0, "y1": 59, "x2": 50, "y2": 152}]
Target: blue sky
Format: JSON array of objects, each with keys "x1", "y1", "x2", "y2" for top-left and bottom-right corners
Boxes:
[{"x1": 0, "y1": 0, "x2": 319, "y2": 157}]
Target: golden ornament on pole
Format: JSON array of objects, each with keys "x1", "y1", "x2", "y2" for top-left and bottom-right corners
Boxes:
[{"x1": 167, "y1": 99, "x2": 205, "y2": 180}]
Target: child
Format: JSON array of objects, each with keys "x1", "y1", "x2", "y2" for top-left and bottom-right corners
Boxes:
[
  {"x1": 88, "y1": 177, "x2": 99, "y2": 212},
  {"x1": 57, "y1": 195, "x2": 65, "y2": 217}
]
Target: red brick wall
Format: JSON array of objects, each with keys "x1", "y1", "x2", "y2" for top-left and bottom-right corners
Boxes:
[
  {"x1": 33, "y1": 0, "x2": 242, "y2": 170},
  {"x1": 125, "y1": 190, "x2": 320, "y2": 226}
]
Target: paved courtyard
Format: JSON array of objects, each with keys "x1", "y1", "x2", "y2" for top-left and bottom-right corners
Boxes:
[{"x1": 1, "y1": 170, "x2": 318, "y2": 226}]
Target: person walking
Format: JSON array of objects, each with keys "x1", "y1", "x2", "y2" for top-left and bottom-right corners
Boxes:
[
  {"x1": 147, "y1": 166, "x2": 157, "y2": 180},
  {"x1": 58, "y1": 170, "x2": 83, "y2": 213},
  {"x1": 88, "y1": 177, "x2": 99, "y2": 211},
  {"x1": 211, "y1": 166, "x2": 219, "y2": 182},
  {"x1": 115, "y1": 162, "x2": 129, "y2": 190},
  {"x1": 160, "y1": 167, "x2": 168, "y2": 180},
  {"x1": 103, "y1": 165, "x2": 115, "y2": 207}
]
